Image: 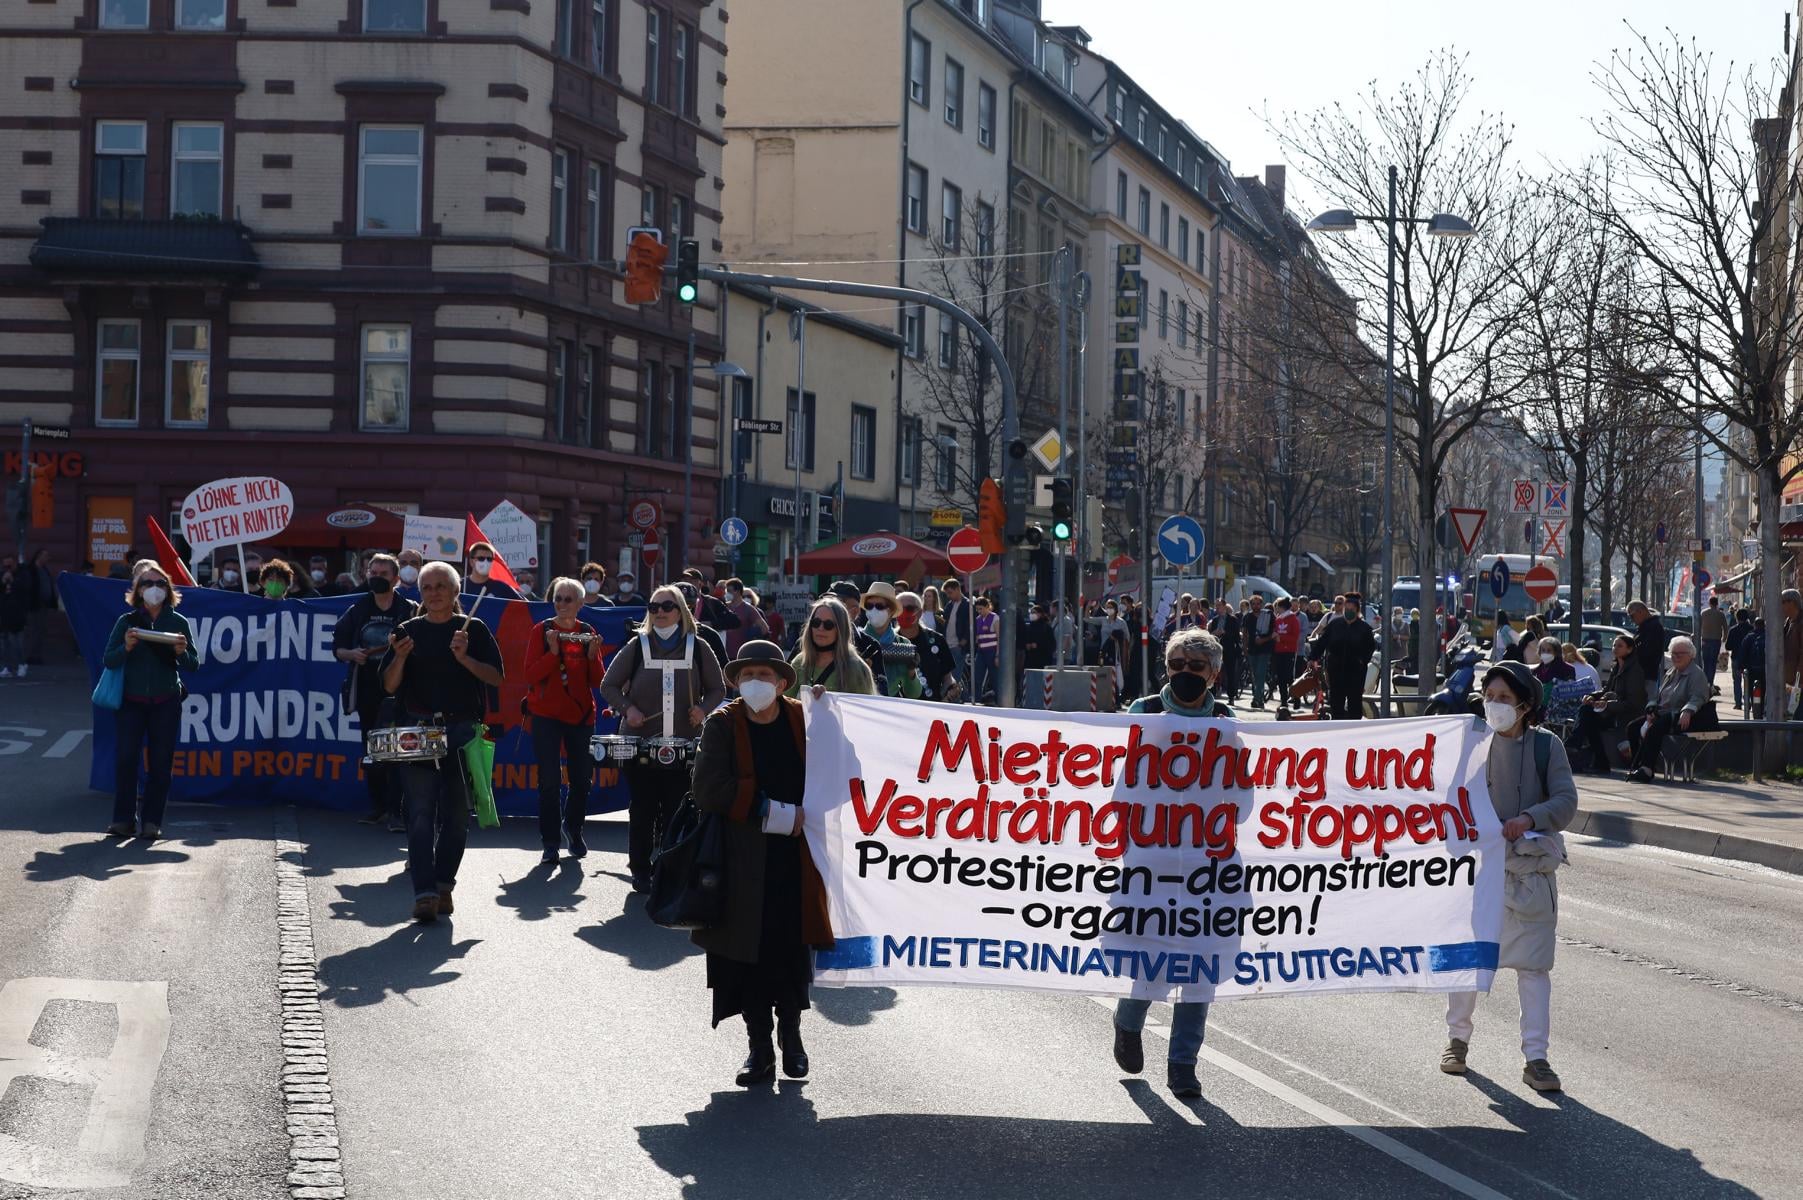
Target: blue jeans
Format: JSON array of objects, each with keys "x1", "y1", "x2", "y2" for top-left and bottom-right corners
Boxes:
[
  {"x1": 1115, "y1": 997, "x2": 1210, "y2": 1065},
  {"x1": 114, "y1": 697, "x2": 180, "y2": 829},
  {"x1": 975, "y1": 648, "x2": 998, "y2": 701},
  {"x1": 1702, "y1": 639, "x2": 1722, "y2": 683},
  {"x1": 398, "y1": 751, "x2": 471, "y2": 901},
  {"x1": 1250, "y1": 652, "x2": 1271, "y2": 706}
]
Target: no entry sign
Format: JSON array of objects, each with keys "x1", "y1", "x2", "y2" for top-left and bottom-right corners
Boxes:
[
  {"x1": 946, "y1": 526, "x2": 990, "y2": 574},
  {"x1": 1523, "y1": 563, "x2": 1559, "y2": 605},
  {"x1": 640, "y1": 530, "x2": 663, "y2": 569}
]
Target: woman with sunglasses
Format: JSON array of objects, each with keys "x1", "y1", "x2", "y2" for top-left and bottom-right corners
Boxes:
[
  {"x1": 600, "y1": 584, "x2": 726, "y2": 891},
  {"x1": 101, "y1": 560, "x2": 199, "y2": 839},
  {"x1": 524, "y1": 577, "x2": 607, "y2": 863},
  {"x1": 787, "y1": 598, "x2": 875, "y2": 697},
  {"x1": 1111, "y1": 627, "x2": 1230, "y2": 1098}
]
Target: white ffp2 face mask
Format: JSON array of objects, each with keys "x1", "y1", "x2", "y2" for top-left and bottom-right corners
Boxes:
[
  {"x1": 140, "y1": 585, "x2": 168, "y2": 608},
  {"x1": 1539, "y1": 651, "x2": 1556, "y2": 665},
  {"x1": 1484, "y1": 700, "x2": 1520, "y2": 733},
  {"x1": 739, "y1": 679, "x2": 780, "y2": 711},
  {"x1": 399, "y1": 565, "x2": 419, "y2": 584},
  {"x1": 865, "y1": 606, "x2": 890, "y2": 629}
]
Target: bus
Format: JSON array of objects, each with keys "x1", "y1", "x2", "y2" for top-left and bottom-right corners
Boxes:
[{"x1": 1472, "y1": 554, "x2": 1569, "y2": 637}]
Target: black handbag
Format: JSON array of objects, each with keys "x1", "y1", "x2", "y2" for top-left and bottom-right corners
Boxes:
[{"x1": 645, "y1": 793, "x2": 728, "y2": 930}]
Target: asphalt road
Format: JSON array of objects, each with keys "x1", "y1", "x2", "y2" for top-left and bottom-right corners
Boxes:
[{"x1": 2, "y1": 667, "x2": 1800, "y2": 1198}]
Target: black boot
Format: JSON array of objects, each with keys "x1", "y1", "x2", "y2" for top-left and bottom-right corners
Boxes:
[
  {"x1": 736, "y1": 1036, "x2": 776, "y2": 1086},
  {"x1": 777, "y1": 1013, "x2": 809, "y2": 1079}
]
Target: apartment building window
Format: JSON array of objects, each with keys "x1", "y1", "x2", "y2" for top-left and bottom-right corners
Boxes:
[
  {"x1": 592, "y1": 0, "x2": 613, "y2": 73},
  {"x1": 176, "y1": 0, "x2": 226, "y2": 30},
  {"x1": 1178, "y1": 217, "x2": 1189, "y2": 262},
  {"x1": 851, "y1": 405, "x2": 877, "y2": 480},
  {"x1": 903, "y1": 306, "x2": 925, "y2": 359},
  {"x1": 556, "y1": 0, "x2": 576, "y2": 55},
  {"x1": 674, "y1": 22, "x2": 696, "y2": 116},
  {"x1": 901, "y1": 417, "x2": 922, "y2": 487},
  {"x1": 785, "y1": 387, "x2": 816, "y2": 471},
  {"x1": 977, "y1": 83, "x2": 996, "y2": 150},
  {"x1": 1136, "y1": 187, "x2": 1149, "y2": 235},
  {"x1": 1196, "y1": 310, "x2": 1206, "y2": 350},
  {"x1": 908, "y1": 34, "x2": 930, "y2": 107},
  {"x1": 1158, "y1": 289, "x2": 1168, "y2": 339},
  {"x1": 944, "y1": 58, "x2": 964, "y2": 129},
  {"x1": 1158, "y1": 126, "x2": 1168, "y2": 161},
  {"x1": 93, "y1": 122, "x2": 146, "y2": 220},
  {"x1": 938, "y1": 315, "x2": 959, "y2": 369},
  {"x1": 100, "y1": 0, "x2": 149, "y2": 27},
  {"x1": 1115, "y1": 170, "x2": 1128, "y2": 220},
  {"x1": 1040, "y1": 123, "x2": 1054, "y2": 178},
  {"x1": 358, "y1": 126, "x2": 422, "y2": 235},
  {"x1": 95, "y1": 320, "x2": 140, "y2": 426},
  {"x1": 641, "y1": 182, "x2": 664, "y2": 230},
  {"x1": 975, "y1": 200, "x2": 995, "y2": 260},
  {"x1": 585, "y1": 162, "x2": 607, "y2": 260},
  {"x1": 1196, "y1": 226, "x2": 1206, "y2": 271},
  {"x1": 1159, "y1": 203, "x2": 1170, "y2": 247},
  {"x1": 936, "y1": 423, "x2": 958, "y2": 488},
  {"x1": 905, "y1": 162, "x2": 927, "y2": 234},
  {"x1": 941, "y1": 182, "x2": 962, "y2": 249},
  {"x1": 1134, "y1": 106, "x2": 1146, "y2": 144},
  {"x1": 171, "y1": 123, "x2": 223, "y2": 219},
  {"x1": 360, "y1": 325, "x2": 411, "y2": 430},
  {"x1": 166, "y1": 321, "x2": 210, "y2": 427},
  {"x1": 551, "y1": 341, "x2": 570, "y2": 440},
  {"x1": 668, "y1": 193, "x2": 690, "y2": 238},
  {"x1": 644, "y1": 7, "x2": 663, "y2": 106},
  {"x1": 1177, "y1": 300, "x2": 1188, "y2": 349},
  {"x1": 551, "y1": 148, "x2": 572, "y2": 251},
  {"x1": 1037, "y1": 225, "x2": 1055, "y2": 283},
  {"x1": 1107, "y1": 86, "x2": 1123, "y2": 125},
  {"x1": 365, "y1": 0, "x2": 426, "y2": 32},
  {"x1": 580, "y1": 347, "x2": 600, "y2": 446}
]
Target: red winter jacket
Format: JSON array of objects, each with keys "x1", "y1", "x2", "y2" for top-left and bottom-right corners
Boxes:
[{"x1": 523, "y1": 619, "x2": 605, "y2": 725}]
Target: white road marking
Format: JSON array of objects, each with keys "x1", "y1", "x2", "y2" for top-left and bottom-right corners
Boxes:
[
  {"x1": 42, "y1": 729, "x2": 91, "y2": 759},
  {"x1": 1089, "y1": 997, "x2": 1534, "y2": 1200},
  {"x1": 0, "y1": 977, "x2": 170, "y2": 1191},
  {"x1": 0, "y1": 727, "x2": 47, "y2": 757}
]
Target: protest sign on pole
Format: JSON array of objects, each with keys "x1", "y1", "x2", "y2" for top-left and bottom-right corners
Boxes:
[
  {"x1": 180, "y1": 477, "x2": 294, "y2": 590},
  {"x1": 401, "y1": 514, "x2": 465, "y2": 562},
  {"x1": 804, "y1": 695, "x2": 1502, "y2": 1002},
  {"x1": 480, "y1": 499, "x2": 538, "y2": 569}
]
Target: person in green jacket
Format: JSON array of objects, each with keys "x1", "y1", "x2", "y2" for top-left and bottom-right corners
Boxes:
[
  {"x1": 787, "y1": 598, "x2": 876, "y2": 697},
  {"x1": 102, "y1": 560, "x2": 199, "y2": 840}
]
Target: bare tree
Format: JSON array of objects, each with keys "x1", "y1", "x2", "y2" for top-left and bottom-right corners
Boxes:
[
  {"x1": 1266, "y1": 50, "x2": 1532, "y2": 690},
  {"x1": 1592, "y1": 24, "x2": 1803, "y2": 732}
]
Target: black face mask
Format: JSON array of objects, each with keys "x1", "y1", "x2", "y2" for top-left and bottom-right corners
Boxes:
[
  {"x1": 367, "y1": 577, "x2": 393, "y2": 595},
  {"x1": 1169, "y1": 672, "x2": 1210, "y2": 705}
]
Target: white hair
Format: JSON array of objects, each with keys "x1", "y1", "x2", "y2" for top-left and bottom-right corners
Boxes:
[
  {"x1": 1165, "y1": 628, "x2": 1223, "y2": 671},
  {"x1": 418, "y1": 560, "x2": 462, "y2": 593},
  {"x1": 1668, "y1": 635, "x2": 1696, "y2": 658}
]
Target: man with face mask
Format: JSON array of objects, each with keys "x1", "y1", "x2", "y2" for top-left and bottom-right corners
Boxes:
[
  {"x1": 307, "y1": 554, "x2": 344, "y2": 597},
  {"x1": 896, "y1": 590, "x2": 960, "y2": 701},
  {"x1": 333, "y1": 553, "x2": 417, "y2": 829},
  {"x1": 214, "y1": 556, "x2": 245, "y2": 591},
  {"x1": 1313, "y1": 591, "x2": 1377, "y2": 720},
  {"x1": 613, "y1": 570, "x2": 645, "y2": 606},
  {"x1": 720, "y1": 576, "x2": 770, "y2": 658},
  {"x1": 395, "y1": 549, "x2": 425, "y2": 599},
  {"x1": 465, "y1": 541, "x2": 521, "y2": 601},
  {"x1": 579, "y1": 562, "x2": 616, "y2": 607},
  {"x1": 857, "y1": 582, "x2": 922, "y2": 698},
  {"x1": 1111, "y1": 627, "x2": 1231, "y2": 1098}
]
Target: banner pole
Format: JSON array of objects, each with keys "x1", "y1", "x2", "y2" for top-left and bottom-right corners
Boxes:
[{"x1": 237, "y1": 542, "x2": 250, "y2": 593}]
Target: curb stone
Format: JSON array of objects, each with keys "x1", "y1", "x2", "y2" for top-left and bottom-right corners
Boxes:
[
  {"x1": 1572, "y1": 809, "x2": 1803, "y2": 875},
  {"x1": 275, "y1": 816, "x2": 346, "y2": 1200}
]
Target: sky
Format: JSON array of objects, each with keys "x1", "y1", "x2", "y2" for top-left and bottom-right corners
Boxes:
[{"x1": 1052, "y1": 0, "x2": 1788, "y2": 214}]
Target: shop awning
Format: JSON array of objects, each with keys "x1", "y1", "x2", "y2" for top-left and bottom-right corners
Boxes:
[
  {"x1": 30, "y1": 217, "x2": 259, "y2": 281},
  {"x1": 1715, "y1": 561, "x2": 1759, "y2": 591},
  {"x1": 1306, "y1": 551, "x2": 1335, "y2": 575},
  {"x1": 785, "y1": 531, "x2": 953, "y2": 578}
]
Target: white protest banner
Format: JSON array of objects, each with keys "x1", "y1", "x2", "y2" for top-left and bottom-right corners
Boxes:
[
  {"x1": 179, "y1": 477, "x2": 294, "y2": 560},
  {"x1": 401, "y1": 514, "x2": 464, "y2": 562},
  {"x1": 804, "y1": 696, "x2": 1502, "y2": 1002},
  {"x1": 480, "y1": 499, "x2": 538, "y2": 569}
]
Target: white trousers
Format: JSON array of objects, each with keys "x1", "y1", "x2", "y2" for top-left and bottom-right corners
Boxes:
[{"x1": 1445, "y1": 968, "x2": 1551, "y2": 1062}]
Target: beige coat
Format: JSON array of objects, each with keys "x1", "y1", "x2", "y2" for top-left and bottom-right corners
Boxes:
[{"x1": 1485, "y1": 728, "x2": 1578, "y2": 971}]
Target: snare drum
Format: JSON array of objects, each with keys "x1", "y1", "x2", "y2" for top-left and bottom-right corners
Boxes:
[
  {"x1": 638, "y1": 735, "x2": 698, "y2": 769},
  {"x1": 367, "y1": 725, "x2": 449, "y2": 763},
  {"x1": 590, "y1": 733, "x2": 641, "y2": 763}
]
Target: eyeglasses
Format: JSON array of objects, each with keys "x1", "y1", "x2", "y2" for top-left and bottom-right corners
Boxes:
[
  {"x1": 554, "y1": 594, "x2": 581, "y2": 604},
  {"x1": 647, "y1": 600, "x2": 680, "y2": 613},
  {"x1": 1167, "y1": 658, "x2": 1211, "y2": 674},
  {"x1": 809, "y1": 617, "x2": 837, "y2": 630},
  {"x1": 472, "y1": 558, "x2": 494, "y2": 567}
]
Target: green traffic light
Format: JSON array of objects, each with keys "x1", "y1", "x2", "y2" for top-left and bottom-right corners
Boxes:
[
  {"x1": 678, "y1": 283, "x2": 698, "y2": 304},
  {"x1": 1052, "y1": 520, "x2": 1072, "y2": 541}
]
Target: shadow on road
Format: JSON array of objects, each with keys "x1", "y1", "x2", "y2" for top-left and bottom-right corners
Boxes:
[
  {"x1": 22, "y1": 836, "x2": 191, "y2": 883},
  {"x1": 325, "y1": 869, "x2": 417, "y2": 926},
  {"x1": 496, "y1": 859, "x2": 588, "y2": 920},
  {"x1": 635, "y1": 1070, "x2": 1757, "y2": 1199},
  {"x1": 316, "y1": 923, "x2": 482, "y2": 1008},
  {"x1": 575, "y1": 891, "x2": 699, "y2": 971},
  {"x1": 810, "y1": 986, "x2": 898, "y2": 1027}
]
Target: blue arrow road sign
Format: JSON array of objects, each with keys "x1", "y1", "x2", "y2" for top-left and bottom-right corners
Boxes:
[
  {"x1": 720, "y1": 516, "x2": 748, "y2": 546},
  {"x1": 1490, "y1": 559, "x2": 1511, "y2": 599},
  {"x1": 1158, "y1": 514, "x2": 1204, "y2": 567}
]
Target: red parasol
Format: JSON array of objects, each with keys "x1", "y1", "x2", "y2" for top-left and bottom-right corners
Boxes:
[{"x1": 785, "y1": 531, "x2": 954, "y2": 578}]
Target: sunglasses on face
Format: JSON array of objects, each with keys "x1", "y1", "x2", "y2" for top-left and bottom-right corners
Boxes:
[
  {"x1": 554, "y1": 594, "x2": 581, "y2": 604},
  {"x1": 809, "y1": 617, "x2": 837, "y2": 630},
  {"x1": 1167, "y1": 658, "x2": 1211, "y2": 674},
  {"x1": 647, "y1": 600, "x2": 680, "y2": 613}
]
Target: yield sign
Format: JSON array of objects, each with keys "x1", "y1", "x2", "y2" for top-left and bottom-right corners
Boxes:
[
  {"x1": 1540, "y1": 518, "x2": 1568, "y2": 558},
  {"x1": 1509, "y1": 479, "x2": 1539, "y2": 514},
  {"x1": 1448, "y1": 507, "x2": 1487, "y2": 555}
]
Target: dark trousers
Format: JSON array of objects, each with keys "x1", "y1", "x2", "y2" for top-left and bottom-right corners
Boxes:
[
  {"x1": 114, "y1": 697, "x2": 180, "y2": 829},
  {"x1": 626, "y1": 762, "x2": 690, "y2": 876},
  {"x1": 1272, "y1": 653, "x2": 1297, "y2": 702},
  {"x1": 398, "y1": 755, "x2": 470, "y2": 900},
  {"x1": 532, "y1": 714, "x2": 594, "y2": 850},
  {"x1": 1571, "y1": 707, "x2": 1616, "y2": 769},
  {"x1": 356, "y1": 696, "x2": 402, "y2": 818},
  {"x1": 743, "y1": 1003, "x2": 802, "y2": 1043},
  {"x1": 1701, "y1": 638, "x2": 1722, "y2": 683},
  {"x1": 1628, "y1": 712, "x2": 1679, "y2": 772},
  {"x1": 1325, "y1": 671, "x2": 1364, "y2": 720}
]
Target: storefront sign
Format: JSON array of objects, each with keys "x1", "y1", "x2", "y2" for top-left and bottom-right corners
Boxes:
[
  {"x1": 325, "y1": 508, "x2": 379, "y2": 530},
  {"x1": 851, "y1": 536, "x2": 899, "y2": 557},
  {"x1": 85, "y1": 497, "x2": 133, "y2": 565},
  {"x1": 3, "y1": 450, "x2": 84, "y2": 478}
]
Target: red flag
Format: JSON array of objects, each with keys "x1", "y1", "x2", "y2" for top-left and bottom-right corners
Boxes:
[
  {"x1": 464, "y1": 513, "x2": 520, "y2": 589},
  {"x1": 144, "y1": 516, "x2": 196, "y2": 587}
]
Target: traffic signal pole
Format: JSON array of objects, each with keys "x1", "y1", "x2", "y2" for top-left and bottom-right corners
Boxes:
[{"x1": 697, "y1": 264, "x2": 1024, "y2": 706}]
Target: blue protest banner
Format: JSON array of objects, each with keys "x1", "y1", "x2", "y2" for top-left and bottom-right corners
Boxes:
[{"x1": 58, "y1": 573, "x2": 644, "y2": 816}]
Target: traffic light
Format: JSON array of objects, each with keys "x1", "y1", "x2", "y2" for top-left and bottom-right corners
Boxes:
[
  {"x1": 1003, "y1": 438, "x2": 1028, "y2": 543},
  {"x1": 1015, "y1": 524, "x2": 1044, "y2": 550},
  {"x1": 676, "y1": 238, "x2": 700, "y2": 304},
  {"x1": 978, "y1": 477, "x2": 1006, "y2": 554},
  {"x1": 624, "y1": 230, "x2": 667, "y2": 305},
  {"x1": 1049, "y1": 477, "x2": 1073, "y2": 542}
]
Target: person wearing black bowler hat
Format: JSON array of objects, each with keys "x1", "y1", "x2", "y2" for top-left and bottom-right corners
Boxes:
[{"x1": 690, "y1": 639, "x2": 835, "y2": 1086}]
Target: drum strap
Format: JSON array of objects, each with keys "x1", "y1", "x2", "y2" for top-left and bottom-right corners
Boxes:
[{"x1": 639, "y1": 632, "x2": 694, "y2": 734}]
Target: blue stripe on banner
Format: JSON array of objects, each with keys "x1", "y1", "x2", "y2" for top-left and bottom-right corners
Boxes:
[
  {"x1": 815, "y1": 936, "x2": 878, "y2": 970},
  {"x1": 1428, "y1": 941, "x2": 1500, "y2": 972}
]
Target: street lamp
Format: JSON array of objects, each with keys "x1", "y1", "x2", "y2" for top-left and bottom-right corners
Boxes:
[{"x1": 1307, "y1": 167, "x2": 1475, "y2": 714}]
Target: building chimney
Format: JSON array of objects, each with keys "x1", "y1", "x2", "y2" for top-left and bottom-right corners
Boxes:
[{"x1": 1265, "y1": 165, "x2": 1286, "y2": 211}]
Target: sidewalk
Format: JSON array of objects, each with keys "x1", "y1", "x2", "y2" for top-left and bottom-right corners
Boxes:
[{"x1": 1572, "y1": 772, "x2": 1803, "y2": 875}]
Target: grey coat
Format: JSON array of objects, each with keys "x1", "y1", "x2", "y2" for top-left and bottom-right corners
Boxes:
[
  {"x1": 597, "y1": 629, "x2": 725, "y2": 738},
  {"x1": 1652, "y1": 661, "x2": 1709, "y2": 717},
  {"x1": 1485, "y1": 728, "x2": 1579, "y2": 972}
]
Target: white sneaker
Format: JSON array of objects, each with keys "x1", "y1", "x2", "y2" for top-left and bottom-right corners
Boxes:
[
  {"x1": 0, "y1": 669, "x2": 12, "y2": 678},
  {"x1": 15, "y1": 665, "x2": 25, "y2": 678}
]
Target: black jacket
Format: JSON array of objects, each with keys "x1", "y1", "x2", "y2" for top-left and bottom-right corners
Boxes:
[
  {"x1": 1634, "y1": 615, "x2": 1669, "y2": 681},
  {"x1": 1021, "y1": 619, "x2": 1055, "y2": 670},
  {"x1": 906, "y1": 623, "x2": 961, "y2": 700},
  {"x1": 1316, "y1": 612, "x2": 1376, "y2": 678}
]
